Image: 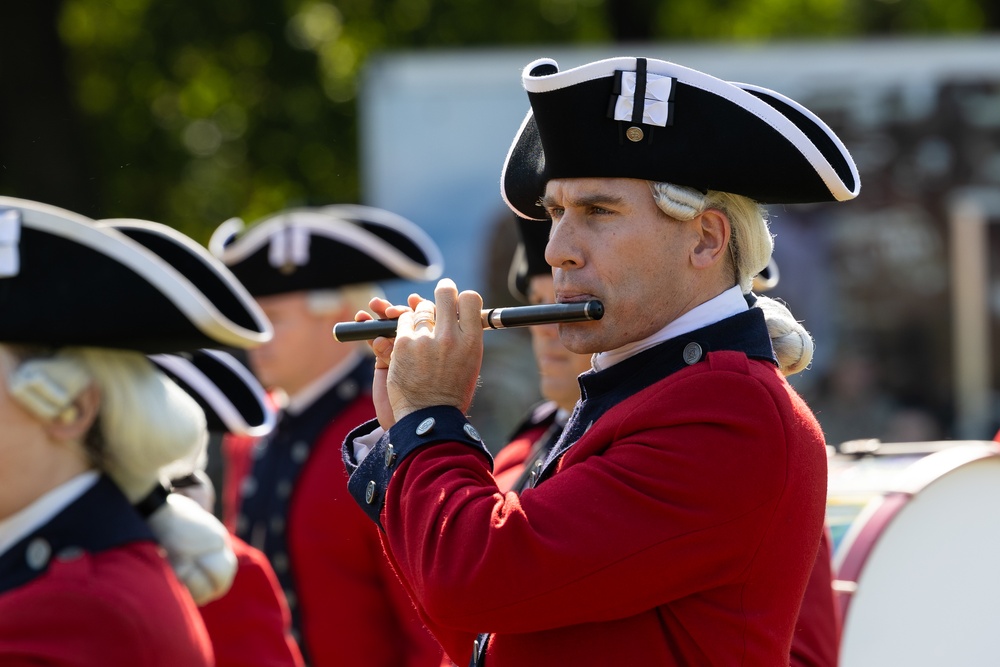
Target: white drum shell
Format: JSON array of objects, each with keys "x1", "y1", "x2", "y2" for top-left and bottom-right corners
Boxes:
[{"x1": 830, "y1": 441, "x2": 1000, "y2": 666}]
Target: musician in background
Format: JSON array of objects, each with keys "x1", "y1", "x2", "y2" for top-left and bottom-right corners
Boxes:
[
  {"x1": 151, "y1": 349, "x2": 304, "y2": 667},
  {"x1": 210, "y1": 205, "x2": 444, "y2": 667},
  {"x1": 0, "y1": 197, "x2": 272, "y2": 665}
]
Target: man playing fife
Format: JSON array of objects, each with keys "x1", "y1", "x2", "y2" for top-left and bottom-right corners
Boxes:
[{"x1": 345, "y1": 56, "x2": 859, "y2": 666}]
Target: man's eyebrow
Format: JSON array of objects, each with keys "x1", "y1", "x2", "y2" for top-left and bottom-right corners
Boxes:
[{"x1": 539, "y1": 192, "x2": 625, "y2": 209}]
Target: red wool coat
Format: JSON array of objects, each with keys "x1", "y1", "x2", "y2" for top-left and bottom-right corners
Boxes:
[
  {"x1": 199, "y1": 535, "x2": 304, "y2": 667},
  {"x1": 497, "y1": 404, "x2": 841, "y2": 667},
  {"x1": 227, "y1": 393, "x2": 442, "y2": 667},
  {"x1": 0, "y1": 477, "x2": 213, "y2": 667},
  {"x1": 369, "y1": 348, "x2": 828, "y2": 666}
]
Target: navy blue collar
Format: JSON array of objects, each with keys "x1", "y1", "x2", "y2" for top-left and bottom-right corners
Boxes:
[
  {"x1": 538, "y1": 309, "x2": 776, "y2": 486},
  {"x1": 0, "y1": 475, "x2": 153, "y2": 594},
  {"x1": 579, "y1": 307, "x2": 775, "y2": 403}
]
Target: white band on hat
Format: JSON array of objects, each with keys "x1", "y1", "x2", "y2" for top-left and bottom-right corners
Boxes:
[
  {"x1": 0, "y1": 209, "x2": 21, "y2": 278},
  {"x1": 613, "y1": 72, "x2": 675, "y2": 127},
  {"x1": 268, "y1": 225, "x2": 311, "y2": 271},
  {"x1": 219, "y1": 208, "x2": 444, "y2": 283}
]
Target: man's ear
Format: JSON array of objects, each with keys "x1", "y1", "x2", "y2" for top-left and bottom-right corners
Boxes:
[
  {"x1": 45, "y1": 383, "x2": 101, "y2": 443},
  {"x1": 691, "y1": 208, "x2": 731, "y2": 270}
]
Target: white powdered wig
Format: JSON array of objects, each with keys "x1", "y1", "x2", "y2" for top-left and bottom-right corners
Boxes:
[
  {"x1": 7, "y1": 352, "x2": 93, "y2": 423},
  {"x1": 4, "y1": 344, "x2": 234, "y2": 603},
  {"x1": 80, "y1": 349, "x2": 208, "y2": 501},
  {"x1": 649, "y1": 182, "x2": 774, "y2": 293},
  {"x1": 649, "y1": 182, "x2": 708, "y2": 221},
  {"x1": 755, "y1": 295, "x2": 814, "y2": 376},
  {"x1": 5, "y1": 347, "x2": 207, "y2": 502}
]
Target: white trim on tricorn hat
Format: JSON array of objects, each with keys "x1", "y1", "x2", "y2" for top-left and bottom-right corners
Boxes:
[
  {"x1": 98, "y1": 218, "x2": 272, "y2": 348},
  {"x1": 0, "y1": 196, "x2": 272, "y2": 352},
  {"x1": 501, "y1": 56, "x2": 860, "y2": 221},
  {"x1": 149, "y1": 349, "x2": 276, "y2": 437},
  {"x1": 208, "y1": 206, "x2": 444, "y2": 297}
]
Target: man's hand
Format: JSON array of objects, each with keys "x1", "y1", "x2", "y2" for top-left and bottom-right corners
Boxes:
[{"x1": 357, "y1": 279, "x2": 484, "y2": 429}]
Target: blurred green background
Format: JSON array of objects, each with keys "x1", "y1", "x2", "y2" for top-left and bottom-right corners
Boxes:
[{"x1": 2, "y1": 0, "x2": 996, "y2": 241}]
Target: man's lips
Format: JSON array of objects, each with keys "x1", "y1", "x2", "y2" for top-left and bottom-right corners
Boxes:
[{"x1": 555, "y1": 291, "x2": 597, "y2": 304}]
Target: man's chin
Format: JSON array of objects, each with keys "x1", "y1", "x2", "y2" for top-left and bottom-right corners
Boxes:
[{"x1": 558, "y1": 328, "x2": 601, "y2": 356}]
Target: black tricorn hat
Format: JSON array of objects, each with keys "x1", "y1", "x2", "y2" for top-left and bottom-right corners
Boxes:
[
  {"x1": 501, "y1": 57, "x2": 861, "y2": 220},
  {"x1": 207, "y1": 205, "x2": 444, "y2": 297},
  {"x1": 149, "y1": 349, "x2": 276, "y2": 437},
  {"x1": 0, "y1": 197, "x2": 272, "y2": 353},
  {"x1": 507, "y1": 217, "x2": 552, "y2": 303}
]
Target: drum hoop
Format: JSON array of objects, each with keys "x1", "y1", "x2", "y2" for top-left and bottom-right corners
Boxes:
[
  {"x1": 830, "y1": 441, "x2": 1000, "y2": 627},
  {"x1": 833, "y1": 492, "x2": 908, "y2": 625}
]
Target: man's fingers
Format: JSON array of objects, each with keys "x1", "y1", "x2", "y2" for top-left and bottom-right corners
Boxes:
[
  {"x1": 457, "y1": 289, "x2": 484, "y2": 335},
  {"x1": 372, "y1": 337, "x2": 393, "y2": 369},
  {"x1": 433, "y1": 279, "x2": 458, "y2": 327}
]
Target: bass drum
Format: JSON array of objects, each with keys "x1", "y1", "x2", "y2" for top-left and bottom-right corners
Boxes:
[{"x1": 827, "y1": 440, "x2": 1000, "y2": 666}]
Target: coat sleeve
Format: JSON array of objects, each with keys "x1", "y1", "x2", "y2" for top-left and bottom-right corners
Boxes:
[{"x1": 295, "y1": 415, "x2": 444, "y2": 667}]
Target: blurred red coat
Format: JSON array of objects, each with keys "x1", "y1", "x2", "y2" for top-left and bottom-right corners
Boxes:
[
  {"x1": 0, "y1": 475, "x2": 212, "y2": 667},
  {"x1": 199, "y1": 535, "x2": 304, "y2": 667},
  {"x1": 225, "y1": 390, "x2": 442, "y2": 667}
]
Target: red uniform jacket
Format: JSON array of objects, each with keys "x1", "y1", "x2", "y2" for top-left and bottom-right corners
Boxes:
[
  {"x1": 227, "y1": 362, "x2": 442, "y2": 667},
  {"x1": 498, "y1": 403, "x2": 841, "y2": 667},
  {"x1": 345, "y1": 310, "x2": 828, "y2": 667},
  {"x1": 0, "y1": 476, "x2": 213, "y2": 667},
  {"x1": 199, "y1": 535, "x2": 304, "y2": 667}
]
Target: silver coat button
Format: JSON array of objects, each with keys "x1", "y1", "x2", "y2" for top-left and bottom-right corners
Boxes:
[
  {"x1": 416, "y1": 417, "x2": 435, "y2": 435},
  {"x1": 464, "y1": 423, "x2": 482, "y2": 442},
  {"x1": 385, "y1": 444, "x2": 397, "y2": 467},
  {"x1": 365, "y1": 480, "x2": 377, "y2": 505},
  {"x1": 26, "y1": 538, "x2": 51, "y2": 571},
  {"x1": 682, "y1": 342, "x2": 703, "y2": 365},
  {"x1": 56, "y1": 547, "x2": 84, "y2": 562},
  {"x1": 240, "y1": 476, "x2": 258, "y2": 498},
  {"x1": 290, "y1": 441, "x2": 310, "y2": 463}
]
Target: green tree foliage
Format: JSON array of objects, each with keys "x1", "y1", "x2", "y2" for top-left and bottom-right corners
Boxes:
[{"x1": 4, "y1": 0, "x2": 994, "y2": 239}]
